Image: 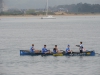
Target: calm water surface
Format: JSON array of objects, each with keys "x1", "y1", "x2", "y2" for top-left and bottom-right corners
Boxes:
[{"x1": 0, "y1": 16, "x2": 100, "y2": 75}]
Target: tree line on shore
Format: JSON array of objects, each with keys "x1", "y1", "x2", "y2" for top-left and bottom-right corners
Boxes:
[
  {"x1": 54, "y1": 3, "x2": 100, "y2": 13},
  {"x1": 0, "y1": 3, "x2": 100, "y2": 15}
]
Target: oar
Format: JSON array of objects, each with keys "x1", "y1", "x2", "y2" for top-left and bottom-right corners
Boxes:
[
  {"x1": 95, "y1": 53, "x2": 100, "y2": 56},
  {"x1": 60, "y1": 50, "x2": 64, "y2": 51}
]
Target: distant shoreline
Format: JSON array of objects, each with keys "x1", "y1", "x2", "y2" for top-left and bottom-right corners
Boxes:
[{"x1": 0, "y1": 13, "x2": 100, "y2": 18}]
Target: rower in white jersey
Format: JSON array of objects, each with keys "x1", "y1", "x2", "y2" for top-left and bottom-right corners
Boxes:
[{"x1": 76, "y1": 42, "x2": 83, "y2": 53}]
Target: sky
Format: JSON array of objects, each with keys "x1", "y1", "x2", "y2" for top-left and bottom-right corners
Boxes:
[{"x1": 3, "y1": 0, "x2": 100, "y2": 9}]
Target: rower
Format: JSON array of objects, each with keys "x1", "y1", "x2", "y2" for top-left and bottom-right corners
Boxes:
[
  {"x1": 30, "y1": 44, "x2": 41, "y2": 53},
  {"x1": 76, "y1": 41, "x2": 83, "y2": 53},
  {"x1": 66, "y1": 44, "x2": 72, "y2": 54},
  {"x1": 42, "y1": 45, "x2": 50, "y2": 54},
  {"x1": 30, "y1": 44, "x2": 35, "y2": 53},
  {"x1": 53, "y1": 45, "x2": 62, "y2": 53}
]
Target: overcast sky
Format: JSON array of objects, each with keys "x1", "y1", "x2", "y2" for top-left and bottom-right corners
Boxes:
[{"x1": 3, "y1": 0, "x2": 100, "y2": 9}]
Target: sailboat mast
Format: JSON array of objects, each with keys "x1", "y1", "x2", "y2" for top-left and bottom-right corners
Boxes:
[
  {"x1": 41, "y1": 0, "x2": 56, "y2": 19},
  {"x1": 46, "y1": 0, "x2": 48, "y2": 16}
]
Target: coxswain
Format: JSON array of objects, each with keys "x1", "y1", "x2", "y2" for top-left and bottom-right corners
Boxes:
[{"x1": 76, "y1": 41, "x2": 83, "y2": 53}]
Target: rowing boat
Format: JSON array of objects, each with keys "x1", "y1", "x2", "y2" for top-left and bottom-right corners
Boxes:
[{"x1": 20, "y1": 50, "x2": 95, "y2": 56}]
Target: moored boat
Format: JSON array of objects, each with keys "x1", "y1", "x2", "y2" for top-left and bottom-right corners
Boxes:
[
  {"x1": 41, "y1": 0, "x2": 56, "y2": 19},
  {"x1": 41, "y1": 15, "x2": 56, "y2": 19},
  {"x1": 20, "y1": 50, "x2": 95, "y2": 56}
]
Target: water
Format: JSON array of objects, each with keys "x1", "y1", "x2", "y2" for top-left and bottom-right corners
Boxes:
[{"x1": 0, "y1": 16, "x2": 100, "y2": 75}]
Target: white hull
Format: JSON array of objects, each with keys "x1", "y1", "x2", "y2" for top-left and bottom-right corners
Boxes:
[{"x1": 41, "y1": 16, "x2": 56, "y2": 19}]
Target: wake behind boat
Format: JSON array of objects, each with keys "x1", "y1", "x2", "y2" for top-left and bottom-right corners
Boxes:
[{"x1": 20, "y1": 50, "x2": 95, "y2": 56}]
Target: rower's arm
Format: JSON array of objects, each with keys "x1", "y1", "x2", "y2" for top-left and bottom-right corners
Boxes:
[
  {"x1": 31, "y1": 47, "x2": 35, "y2": 50},
  {"x1": 76, "y1": 45, "x2": 80, "y2": 47},
  {"x1": 56, "y1": 48, "x2": 59, "y2": 52}
]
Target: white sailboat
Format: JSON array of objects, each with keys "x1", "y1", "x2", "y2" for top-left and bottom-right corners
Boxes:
[{"x1": 41, "y1": 0, "x2": 56, "y2": 19}]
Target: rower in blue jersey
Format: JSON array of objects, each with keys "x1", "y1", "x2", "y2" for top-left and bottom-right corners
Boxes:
[
  {"x1": 66, "y1": 44, "x2": 72, "y2": 54},
  {"x1": 42, "y1": 45, "x2": 50, "y2": 53},
  {"x1": 30, "y1": 44, "x2": 41, "y2": 53},
  {"x1": 30, "y1": 44, "x2": 35, "y2": 53}
]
